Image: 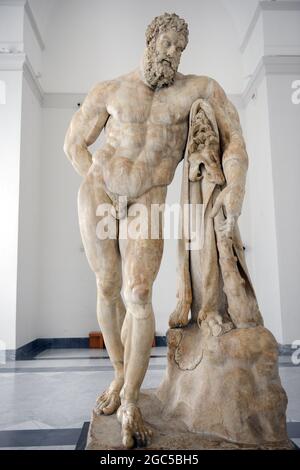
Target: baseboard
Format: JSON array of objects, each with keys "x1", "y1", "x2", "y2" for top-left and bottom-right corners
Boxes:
[
  {"x1": 4, "y1": 335, "x2": 167, "y2": 361},
  {"x1": 155, "y1": 336, "x2": 167, "y2": 347},
  {"x1": 4, "y1": 337, "x2": 291, "y2": 362},
  {"x1": 278, "y1": 344, "x2": 295, "y2": 356}
]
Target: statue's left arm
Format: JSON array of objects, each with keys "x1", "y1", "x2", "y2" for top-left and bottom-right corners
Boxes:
[{"x1": 207, "y1": 80, "x2": 248, "y2": 237}]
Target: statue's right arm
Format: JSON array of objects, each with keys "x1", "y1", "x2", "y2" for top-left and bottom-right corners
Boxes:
[{"x1": 63, "y1": 81, "x2": 110, "y2": 177}]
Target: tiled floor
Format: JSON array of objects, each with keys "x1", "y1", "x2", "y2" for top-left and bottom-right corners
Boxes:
[{"x1": 0, "y1": 347, "x2": 299, "y2": 450}]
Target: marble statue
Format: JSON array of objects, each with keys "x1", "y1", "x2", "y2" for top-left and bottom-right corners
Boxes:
[{"x1": 64, "y1": 13, "x2": 290, "y2": 449}]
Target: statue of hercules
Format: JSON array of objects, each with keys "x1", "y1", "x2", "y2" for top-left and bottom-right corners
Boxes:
[{"x1": 64, "y1": 12, "x2": 252, "y2": 448}]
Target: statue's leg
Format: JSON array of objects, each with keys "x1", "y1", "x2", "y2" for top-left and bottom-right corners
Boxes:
[
  {"x1": 78, "y1": 172, "x2": 125, "y2": 415},
  {"x1": 117, "y1": 186, "x2": 166, "y2": 448}
]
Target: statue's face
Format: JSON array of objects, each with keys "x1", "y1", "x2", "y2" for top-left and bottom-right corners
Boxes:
[
  {"x1": 143, "y1": 28, "x2": 186, "y2": 89},
  {"x1": 154, "y1": 29, "x2": 185, "y2": 75}
]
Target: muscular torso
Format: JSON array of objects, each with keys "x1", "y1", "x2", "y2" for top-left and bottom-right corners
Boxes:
[{"x1": 92, "y1": 70, "x2": 211, "y2": 198}]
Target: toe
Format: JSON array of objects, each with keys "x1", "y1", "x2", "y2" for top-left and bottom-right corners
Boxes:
[
  {"x1": 102, "y1": 404, "x2": 114, "y2": 415},
  {"x1": 122, "y1": 429, "x2": 134, "y2": 449},
  {"x1": 103, "y1": 405, "x2": 114, "y2": 415},
  {"x1": 95, "y1": 391, "x2": 107, "y2": 405},
  {"x1": 142, "y1": 431, "x2": 148, "y2": 447},
  {"x1": 143, "y1": 428, "x2": 152, "y2": 446},
  {"x1": 135, "y1": 431, "x2": 143, "y2": 448},
  {"x1": 102, "y1": 396, "x2": 119, "y2": 415},
  {"x1": 138, "y1": 428, "x2": 146, "y2": 447},
  {"x1": 94, "y1": 401, "x2": 107, "y2": 415}
]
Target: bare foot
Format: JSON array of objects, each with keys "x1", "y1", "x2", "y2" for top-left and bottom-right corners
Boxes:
[
  {"x1": 169, "y1": 300, "x2": 190, "y2": 328},
  {"x1": 117, "y1": 403, "x2": 152, "y2": 448},
  {"x1": 94, "y1": 381, "x2": 122, "y2": 415}
]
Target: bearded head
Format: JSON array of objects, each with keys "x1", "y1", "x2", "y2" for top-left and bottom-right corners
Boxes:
[{"x1": 143, "y1": 13, "x2": 189, "y2": 89}]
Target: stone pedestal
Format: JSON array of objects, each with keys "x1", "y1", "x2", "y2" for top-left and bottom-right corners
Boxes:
[
  {"x1": 86, "y1": 323, "x2": 293, "y2": 450},
  {"x1": 157, "y1": 323, "x2": 290, "y2": 447}
]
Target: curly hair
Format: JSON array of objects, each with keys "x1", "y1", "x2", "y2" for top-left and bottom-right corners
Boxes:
[{"x1": 145, "y1": 12, "x2": 189, "y2": 50}]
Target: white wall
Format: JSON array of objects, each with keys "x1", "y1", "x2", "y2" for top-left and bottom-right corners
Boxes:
[
  {"x1": 40, "y1": 0, "x2": 243, "y2": 94},
  {"x1": 267, "y1": 73, "x2": 300, "y2": 343},
  {"x1": 0, "y1": 4, "x2": 24, "y2": 52},
  {"x1": 240, "y1": 2, "x2": 300, "y2": 343},
  {"x1": 28, "y1": 0, "x2": 58, "y2": 43},
  {"x1": 36, "y1": 0, "x2": 247, "y2": 338},
  {"x1": 220, "y1": 0, "x2": 259, "y2": 47},
  {"x1": 38, "y1": 106, "x2": 99, "y2": 337},
  {"x1": 0, "y1": 1, "x2": 25, "y2": 350},
  {"x1": 23, "y1": 3, "x2": 43, "y2": 75},
  {"x1": 2, "y1": 0, "x2": 300, "y2": 346},
  {"x1": 0, "y1": 0, "x2": 44, "y2": 349},
  {"x1": 16, "y1": 76, "x2": 42, "y2": 347},
  {"x1": 244, "y1": 77, "x2": 283, "y2": 342},
  {"x1": 0, "y1": 70, "x2": 23, "y2": 350},
  {"x1": 263, "y1": 5, "x2": 300, "y2": 56}
]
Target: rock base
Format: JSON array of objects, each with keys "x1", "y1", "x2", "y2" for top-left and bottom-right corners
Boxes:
[
  {"x1": 86, "y1": 390, "x2": 293, "y2": 450},
  {"x1": 86, "y1": 323, "x2": 293, "y2": 450},
  {"x1": 157, "y1": 323, "x2": 291, "y2": 447}
]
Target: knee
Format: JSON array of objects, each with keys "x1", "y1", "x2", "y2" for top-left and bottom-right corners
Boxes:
[
  {"x1": 96, "y1": 277, "x2": 121, "y2": 302},
  {"x1": 124, "y1": 283, "x2": 151, "y2": 305}
]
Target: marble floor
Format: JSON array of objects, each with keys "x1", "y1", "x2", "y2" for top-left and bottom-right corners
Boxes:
[{"x1": 0, "y1": 347, "x2": 299, "y2": 450}]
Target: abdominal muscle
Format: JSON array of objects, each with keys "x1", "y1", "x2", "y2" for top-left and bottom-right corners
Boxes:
[
  {"x1": 92, "y1": 144, "x2": 183, "y2": 199},
  {"x1": 91, "y1": 115, "x2": 188, "y2": 198}
]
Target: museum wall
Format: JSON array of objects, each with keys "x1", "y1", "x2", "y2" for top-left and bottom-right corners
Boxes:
[
  {"x1": 267, "y1": 72, "x2": 300, "y2": 344},
  {"x1": 243, "y1": 72, "x2": 300, "y2": 345},
  {"x1": 16, "y1": 77, "x2": 42, "y2": 348},
  {"x1": 36, "y1": 0, "x2": 250, "y2": 339},
  {"x1": 0, "y1": 1, "x2": 44, "y2": 350},
  {"x1": 0, "y1": 69, "x2": 22, "y2": 350},
  {"x1": 35, "y1": 0, "x2": 300, "y2": 344},
  {"x1": 38, "y1": 106, "x2": 99, "y2": 338},
  {"x1": 241, "y1": 3, "x2": 300, "y2": 344},
  {"x1": 39, "y1": 0, "x2": 246, "y2": 93},
  {"x1": 0, "y1": 5, "x2": 24, "y2": 350},
  {"x1": 244, "y1": 77, "x2": 283, "y2": 341},
  {"x1": 1, "y1": 0, "x2": 300, "y2": 350}
]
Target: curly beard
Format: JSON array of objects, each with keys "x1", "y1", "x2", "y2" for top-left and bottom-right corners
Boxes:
[{"x1": 143, "y1": 47, "x2": 179, "y2": 90}]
